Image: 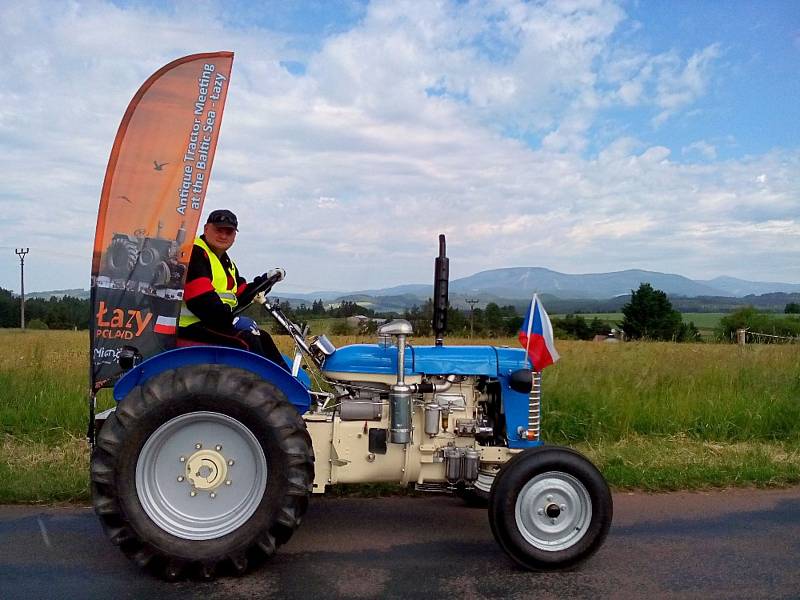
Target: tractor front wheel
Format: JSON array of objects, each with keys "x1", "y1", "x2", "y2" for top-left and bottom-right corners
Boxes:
[
  {"x1": 90, "y1": 365, "x2": 314, "y2": 579},
  {"x1": 488, "y1": 446, "x2": 612, "y2": 570}
]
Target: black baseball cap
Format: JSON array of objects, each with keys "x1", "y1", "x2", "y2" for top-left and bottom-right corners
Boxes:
[{"x1": 206, "y1": 209, "x2": 238, "y2": 230}]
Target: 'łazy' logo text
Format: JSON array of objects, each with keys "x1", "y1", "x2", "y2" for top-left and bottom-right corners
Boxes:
[{"x1": 95, "y1": 302, "x2": 152, "y2": 339}]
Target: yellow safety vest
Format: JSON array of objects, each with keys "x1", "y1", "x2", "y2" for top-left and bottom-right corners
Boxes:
[{"x1": 179, "y1": 237, "x2": 239, "y2": 327}]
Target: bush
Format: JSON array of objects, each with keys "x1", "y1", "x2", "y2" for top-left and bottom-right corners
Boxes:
[
  {"x1": 330, "y1": 320, "x2": 354, "y2": 335},
  {"x1": 717, "y1": 307, "x2": 800, "y2": 342},
  {"x1": 27, "y1": 319, "x2": 49, "y2": 330}
]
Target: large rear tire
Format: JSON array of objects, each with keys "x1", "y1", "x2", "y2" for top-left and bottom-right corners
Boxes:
[
  {"x1": 91, "y1": 365, "x2": 314, "y2": 579},
  {"x1": 489, "y1": 446, "x2": 612, "y2": 570}
]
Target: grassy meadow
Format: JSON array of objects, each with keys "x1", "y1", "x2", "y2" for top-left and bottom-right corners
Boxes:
[{"x1": 1, "y1": 329, "x2": 799, "y2": 502}]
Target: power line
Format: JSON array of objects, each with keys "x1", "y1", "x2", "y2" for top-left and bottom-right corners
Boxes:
[{"x1": 15, "y1": 248, "x2": 29, "y2": 329}]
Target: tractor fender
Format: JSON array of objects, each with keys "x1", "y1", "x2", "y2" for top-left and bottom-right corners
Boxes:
[{"x1": 112, "y1": 346, "x2": 311, "y2": 414}]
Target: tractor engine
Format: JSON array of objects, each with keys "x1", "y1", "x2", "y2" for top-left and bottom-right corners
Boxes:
[
  {"x1": 312, "y1": 333, "x2": 509, "y2": 494},
  {"x1": 306, "y1": 233, "x2": 529, "y2": 493}
]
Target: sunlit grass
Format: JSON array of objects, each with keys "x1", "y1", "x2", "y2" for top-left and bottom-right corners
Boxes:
[{"x1": 1, "y1": 330, "x2": 799, "y2": 501}]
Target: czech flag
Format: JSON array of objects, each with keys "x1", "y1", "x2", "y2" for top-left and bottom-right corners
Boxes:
[{"x1": 518, "y1": 294, "x2": 560, "y2": 371}]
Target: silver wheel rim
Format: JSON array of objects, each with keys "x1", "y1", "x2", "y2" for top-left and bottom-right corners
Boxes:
[
  {"x1": 514, "y1": 471, "x2": 591, "y2": 552},
  {"x1": 136, "y1": 411, "x2": 267, "y2": 540}
]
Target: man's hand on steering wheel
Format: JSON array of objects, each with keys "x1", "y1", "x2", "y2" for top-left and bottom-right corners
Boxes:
[{"x1": 234, "y1": 268, "x2": 285, "y2": 315}]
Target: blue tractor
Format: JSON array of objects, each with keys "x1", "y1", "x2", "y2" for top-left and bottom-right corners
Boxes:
[{"x1": 90, "y1": 236, "x2": 612, "y2": 579}]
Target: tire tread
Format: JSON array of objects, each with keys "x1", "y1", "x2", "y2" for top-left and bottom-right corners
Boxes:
[{"x1": 90, "y1": 365, "x2": 314, "y2": 580}]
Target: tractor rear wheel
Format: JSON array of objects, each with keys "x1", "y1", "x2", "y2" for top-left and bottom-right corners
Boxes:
[
  {"x1": 90, "y1": 365, "x2": 314, "y2": 579},
  {"x1": 488, "y1": 446, "x2": 612, "y2": 570}
]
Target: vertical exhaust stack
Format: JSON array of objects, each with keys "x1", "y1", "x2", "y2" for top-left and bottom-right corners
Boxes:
[{"x1": 432, "y1": 234, "x2": 449, "y2": 347}]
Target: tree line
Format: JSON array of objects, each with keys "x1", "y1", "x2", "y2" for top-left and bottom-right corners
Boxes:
[
  {"x1": 3, "y1": 282, "x2": 797, "y2": 343},
  {"x1": 0, "y1": 288, "x2": 88, "y2": 329}
]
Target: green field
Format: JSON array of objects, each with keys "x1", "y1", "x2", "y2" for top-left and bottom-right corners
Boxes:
[
  {"x1": 556, "y1": 312, "x2": 729, "y2": 340},
  {"x1": 558, "y1": 312, "x2": 790, "y2": 329},
  {"x1": 2, "y1": 329, "x2": 800, "y2": 502},
  {"x1": 556, "y1": 312, "x2": 727, "y2": 328}
]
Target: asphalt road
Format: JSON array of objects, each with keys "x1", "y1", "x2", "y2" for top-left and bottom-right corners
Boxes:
[{"x1": 1, "y1": 487, "x2": 799, "y2": 599}]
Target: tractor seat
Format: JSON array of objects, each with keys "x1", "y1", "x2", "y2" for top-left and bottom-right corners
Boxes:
[{"x1": 175, "y1": 338, "x2": 212, "y2": 348}]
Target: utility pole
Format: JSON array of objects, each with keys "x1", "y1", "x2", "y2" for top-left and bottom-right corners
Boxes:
[
  {"x1": 465, "y1": 298, "x2": 479, "y2": 338},
  {"x1": 15, "y1": 248, "x2": 29, "y2": 329}
]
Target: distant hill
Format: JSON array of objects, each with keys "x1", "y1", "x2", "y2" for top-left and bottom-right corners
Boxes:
[
  {"x1": 28, "y1": 267, "x2": 798, "y2": 313},
  {"x1": 447, "y1": 267, "x2": 727, "y2": 299},
  {"x1": 27, "y1": 288, "x2": 90, "y2": 300},
  {"x1": 697, "y1": 276, "x2": 800, "y2": 297},
  {"x1": 339, "y1": 267, "x2": 731, "y2": 305}
]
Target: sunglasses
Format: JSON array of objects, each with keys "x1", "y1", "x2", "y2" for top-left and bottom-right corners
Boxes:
[{"x1": 211, "y1": 217, "x2": 237, "y2": 230}]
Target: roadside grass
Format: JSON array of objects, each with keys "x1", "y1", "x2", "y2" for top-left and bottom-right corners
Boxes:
[
  {"x1": 542, "y1": 340, "x2": 800, "y2": 443},
  {"x1": 0, "y1": 433, "x2": 87, "y2": 503},
  {"x1": 576, "y1": 435, "x2": 800, "y2": 491},
  {"x1": 1, "y1": 330, "x2": 799, "y2": 502}
]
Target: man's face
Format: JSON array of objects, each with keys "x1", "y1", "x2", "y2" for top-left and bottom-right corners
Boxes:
[{"x1": 204, "y1": 222, "x2": 237, "y2": 255}]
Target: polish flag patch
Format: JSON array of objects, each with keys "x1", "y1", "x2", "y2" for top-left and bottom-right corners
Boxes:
[{"x1": 154, "y1": 315, "x2": 177, "y2": 335}]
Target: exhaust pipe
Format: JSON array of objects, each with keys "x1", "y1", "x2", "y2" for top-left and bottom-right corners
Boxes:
[{"x1": 432, "y1": 234, "x2": 449, "y2": 347}]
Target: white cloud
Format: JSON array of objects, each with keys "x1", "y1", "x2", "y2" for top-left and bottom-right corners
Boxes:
[
  {"x1": 682, "y1": 140, "x2": 718, "y2": 160},
  {"x1": 601, "y1": 42, "x2": 722, "y2": 126},
  {"x1": 0, "y1": 0, "x2": 797, "y2": 294},
  {"x1": 652, "y1": 44, "x2": 721, "y2": 125}
]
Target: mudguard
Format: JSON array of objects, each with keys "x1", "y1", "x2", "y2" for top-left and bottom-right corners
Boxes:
[{"x1": 112, "y1": 346, "x2": 311, "y2": 414}]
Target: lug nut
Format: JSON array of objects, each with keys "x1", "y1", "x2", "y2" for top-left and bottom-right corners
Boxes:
[
  {"x1": 195, "y1": 443, "x2": 202, "y2": 449},
  {"x1": 177, "y1": 476, "x2": 184, "y2": 482},
  {"x1": 551, "y1": 518, "x2": 557, "y2": 524},
  {"x1": 209, "y1": 492, "x2": 216, "y2": 499},
  {"x1": 227, "y1": 459, "x2": 234, "y2": 466},
  {"x1": 560, "y1": 504, "x2": 567, "y2": 511},
  {"x1": 179, "y1": 456, "x2": 186, "y2": 463},
  {"x1": 537, "y1": 508, "x2": 544, "y2": 515},
  {"x1": 215, "y1": 445, "x2": 222, "y2": 451},
  {"x1": 225, "y1": 480, "x2": 232, "y2": 486},
  {"x1": 190, "y1": 490, "x2": 197, "y2": 497},
  {"x1": 547, "y1": 495, "x2": 553, "y2": 502}
]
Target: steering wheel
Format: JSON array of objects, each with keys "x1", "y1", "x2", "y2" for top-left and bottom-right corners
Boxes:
[{"x1": 232, "y1": 268, "x2": 285, "y2": 317}]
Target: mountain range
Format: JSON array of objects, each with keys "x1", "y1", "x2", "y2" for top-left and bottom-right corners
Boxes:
[
  {"x1": 288, "y1": 268, "x2": 800, "y2": 307},
  {"x1": 27, "y1": 268, "x2": 800, "y2": 312}
]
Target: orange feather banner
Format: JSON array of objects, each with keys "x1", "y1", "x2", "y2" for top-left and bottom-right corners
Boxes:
[{"x1": 90, "y1": 52, "x2": 234, "y2": 390}]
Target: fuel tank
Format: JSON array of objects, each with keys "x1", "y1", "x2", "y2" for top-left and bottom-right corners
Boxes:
[{"x1": 322, "y1": 343, "x2": 527, "y2": 377}]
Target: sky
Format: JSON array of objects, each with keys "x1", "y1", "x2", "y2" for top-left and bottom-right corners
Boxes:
[{"x1": 0, "y1": 0, "x2": 798, "y2": 295}]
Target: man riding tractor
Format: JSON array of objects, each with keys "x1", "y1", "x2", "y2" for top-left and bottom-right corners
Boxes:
[{"x1": 178, "y1": 209, "x2": 286, "y2": 370}]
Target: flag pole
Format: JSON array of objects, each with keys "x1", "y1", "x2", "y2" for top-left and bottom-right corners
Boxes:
[{"x1": 525, "y1": 293, "x2": 536, "y2": 368}]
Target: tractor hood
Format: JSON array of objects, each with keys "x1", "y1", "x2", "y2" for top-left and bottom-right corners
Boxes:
[{"x1": 322, "y1": 343, "x2": 528, "y2": 377}]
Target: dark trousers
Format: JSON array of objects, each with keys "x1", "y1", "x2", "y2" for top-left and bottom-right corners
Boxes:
[{"x1": 178, "y1": 323, "x2": 289, "y2": 371}]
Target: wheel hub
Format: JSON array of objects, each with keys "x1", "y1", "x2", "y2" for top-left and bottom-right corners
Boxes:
[
  {"x1": 185, "y1": 449, "x2": 228, "y2": 491},
  {"x1": 545, "y1": 503, "x2": 561, "y2": 518},
  {"x1": 514, "y1": 471, "x2": 592, "y2": 552},
  {"x1": 135, "y1": 411, "x2": 268, "y2": 540}
]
